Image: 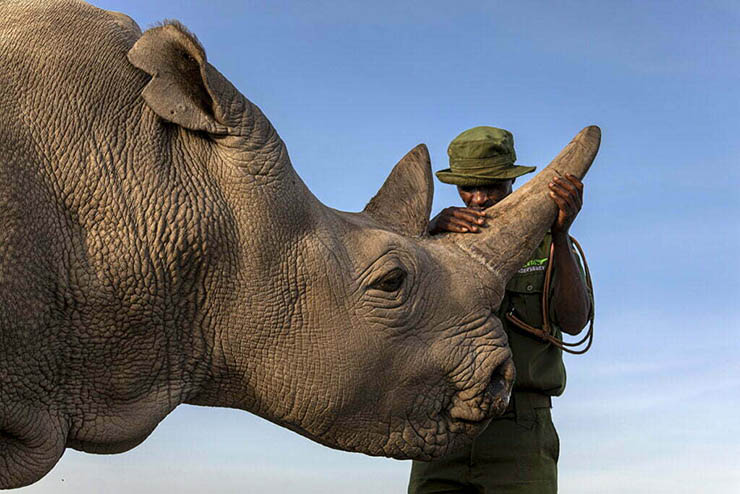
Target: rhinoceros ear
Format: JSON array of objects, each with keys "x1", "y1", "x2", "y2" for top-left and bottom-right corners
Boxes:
[
  {"x1": 127, "y1": 21, "x2": 239, "y2": 135},
  {"x1": 363, "y1": 144, "x2": 434, "y2": 237}
]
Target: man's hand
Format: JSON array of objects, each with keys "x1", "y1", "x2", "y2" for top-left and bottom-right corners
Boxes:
[
  {"x1": 548, "y1": 173, "x2": 584, "y2": 235},
  {"x1": 428, "y1": 207, "x2": 486, "y2": 235}
]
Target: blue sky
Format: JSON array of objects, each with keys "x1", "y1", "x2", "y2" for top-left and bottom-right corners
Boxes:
[{"x1": 19, "y1": 1, "x2": 740, "y2": 492}]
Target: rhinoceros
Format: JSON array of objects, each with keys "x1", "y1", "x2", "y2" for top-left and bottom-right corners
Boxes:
[{"x1": 0, "y1": 0, "x2": 600, "y2": 488}]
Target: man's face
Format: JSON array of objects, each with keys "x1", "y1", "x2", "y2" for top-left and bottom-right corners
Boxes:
[{"x1": 457, "y1": 180, "x2": 514, "y2": 210}]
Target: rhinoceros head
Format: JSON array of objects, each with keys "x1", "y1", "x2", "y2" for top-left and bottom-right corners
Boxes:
[{"x1": 0, "y1": 3, "x2": 598, "y2": 488}]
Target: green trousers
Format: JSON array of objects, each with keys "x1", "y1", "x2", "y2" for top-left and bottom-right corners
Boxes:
[{"x1": 408, "y1": 394, "x2": 559, "y2": 494}]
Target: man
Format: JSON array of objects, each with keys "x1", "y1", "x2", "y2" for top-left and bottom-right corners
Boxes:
[{"x1": 408, "y1": 126, "x2": 593, "y2": 493}]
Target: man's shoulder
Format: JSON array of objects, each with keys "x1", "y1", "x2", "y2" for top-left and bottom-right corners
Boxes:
[
  {"x1": 515, "y1": 233, "x2": 552, "y2": 274},
  {"x1": 501, "y1": 233, "x2": 551, "y2": 294}
]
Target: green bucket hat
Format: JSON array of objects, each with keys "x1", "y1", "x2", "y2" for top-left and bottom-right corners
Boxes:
[{"x1": 435, "y1": 126, "x2": 536, "y2": 186}]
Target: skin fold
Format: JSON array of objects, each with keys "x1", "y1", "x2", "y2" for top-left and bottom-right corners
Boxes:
[{"x1": 0, "y1": 0, "x2": 600, "y2": 488}]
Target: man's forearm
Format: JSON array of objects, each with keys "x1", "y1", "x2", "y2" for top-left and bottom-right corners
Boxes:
[{"x1": 550, "y1": 232, "x2": 591, "y2": 335}]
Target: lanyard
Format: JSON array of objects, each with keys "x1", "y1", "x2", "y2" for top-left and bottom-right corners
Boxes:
[{"x1": 505, "y1": 236, "x2": 595, "y2": 355}]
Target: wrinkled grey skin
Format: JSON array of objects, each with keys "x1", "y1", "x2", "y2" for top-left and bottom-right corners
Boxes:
[{"x1": 0, "y1": 0, "x2": 600, "y2": 488}]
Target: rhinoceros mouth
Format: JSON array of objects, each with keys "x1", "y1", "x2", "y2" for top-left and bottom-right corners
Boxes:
[{"x1": 313, "y1": 349, "x2": 515, "y2": 461}]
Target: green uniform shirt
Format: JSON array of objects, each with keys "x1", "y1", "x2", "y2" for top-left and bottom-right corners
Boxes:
[{"x1": 496, "y1": 233, "x2": 586, "y2": 397}]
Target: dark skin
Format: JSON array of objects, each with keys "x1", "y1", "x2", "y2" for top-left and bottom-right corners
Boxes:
[{"x1": 428, "y1": 173, "x2": 591, "y2": 334}]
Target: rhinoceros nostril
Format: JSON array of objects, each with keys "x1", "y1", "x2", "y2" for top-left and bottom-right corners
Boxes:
[{"x1": 485, "y1": 357, "x2": 515, "y2": 417}]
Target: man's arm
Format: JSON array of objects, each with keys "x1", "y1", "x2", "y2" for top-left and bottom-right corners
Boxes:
[
  {"x1": 428, "y1": 207, "x2": 486, "y2": 234},
  {"x1": 548, "y1": 174, "x2": 592, "y2": 335}
]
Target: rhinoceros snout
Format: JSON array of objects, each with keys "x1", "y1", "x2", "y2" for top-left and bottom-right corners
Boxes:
[{"x1": 447, "y1": 351, "x2": 515, "y2": 424}]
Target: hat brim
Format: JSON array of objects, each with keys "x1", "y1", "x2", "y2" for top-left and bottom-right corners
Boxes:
[{"x1": 435, "y1": 165, "x2": 536, "y2": 186}]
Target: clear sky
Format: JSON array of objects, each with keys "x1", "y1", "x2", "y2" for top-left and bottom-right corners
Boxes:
[{"x1": 17, "y1": 1, "x2": 740, "y2": 493}]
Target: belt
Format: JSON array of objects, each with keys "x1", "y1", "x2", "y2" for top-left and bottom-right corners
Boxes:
[{"x1": 503, "y1": 391, "x2": 552, "y2": 426}]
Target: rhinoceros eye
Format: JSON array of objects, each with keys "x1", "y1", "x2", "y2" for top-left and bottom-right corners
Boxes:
[{"x1": 371, "y1": 267, "x2": 406, "y2": 292}]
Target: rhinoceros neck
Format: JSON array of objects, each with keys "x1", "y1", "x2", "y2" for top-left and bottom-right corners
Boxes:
[{"x1": 184, "y1": 166, "x2": 339, "y2": 408}]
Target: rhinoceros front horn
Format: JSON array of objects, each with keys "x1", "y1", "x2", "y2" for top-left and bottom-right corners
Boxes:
[
  {"x1": 363, "y1": 144, "x2": 434, "y2": 237},
  {"x1": 454, "y1": 125, "x2": 601, "y2": 297}
]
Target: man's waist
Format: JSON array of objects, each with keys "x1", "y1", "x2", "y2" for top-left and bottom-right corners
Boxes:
[{"x1": 504, "y1": 390, "x2": 552, "y2": 414}]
